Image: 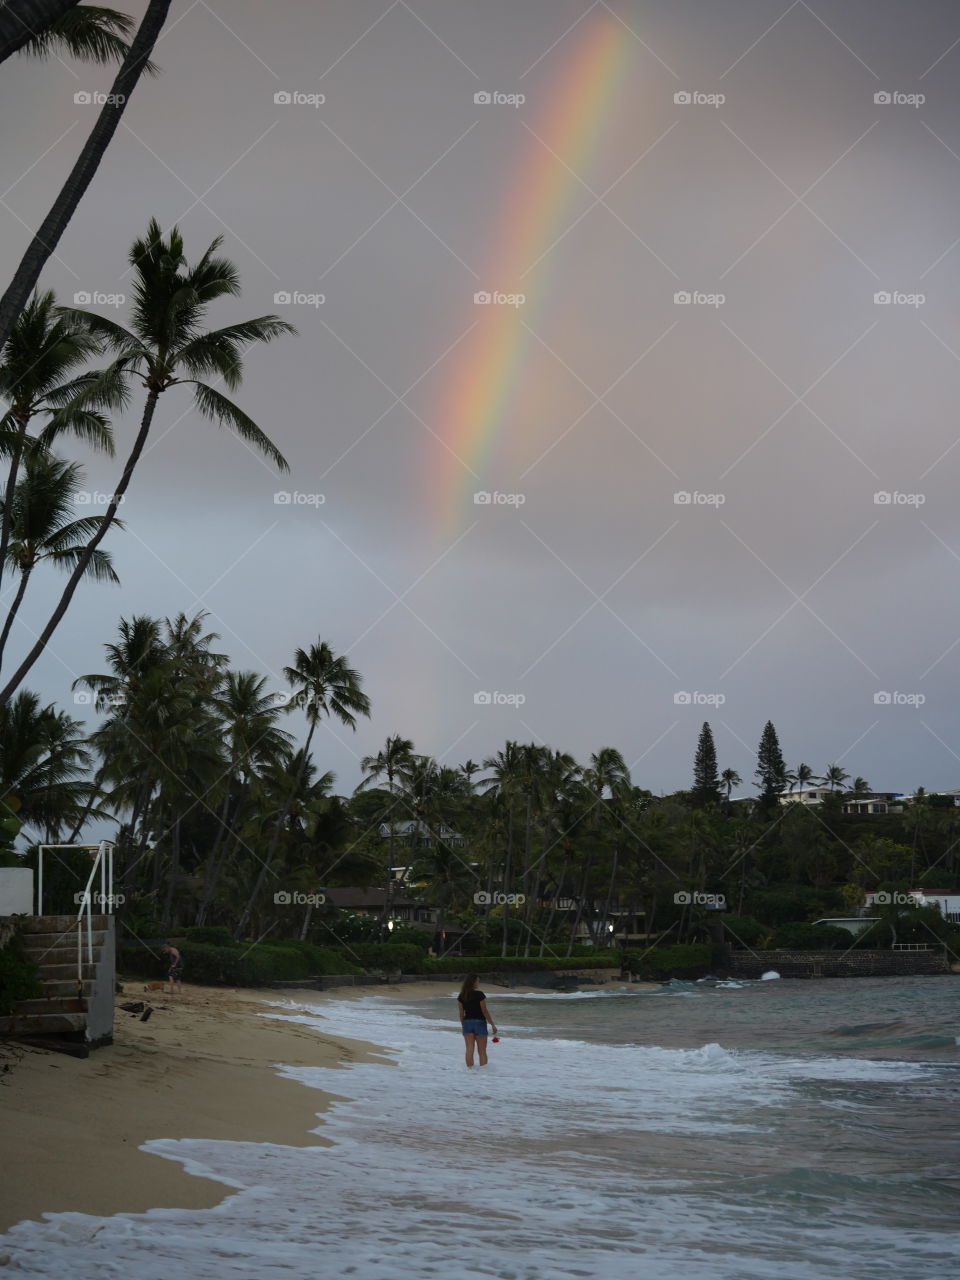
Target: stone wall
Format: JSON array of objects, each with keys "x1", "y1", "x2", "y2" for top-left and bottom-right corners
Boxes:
[{"x1": 728, "y1": 948, "x2": 951, "y2": 978}]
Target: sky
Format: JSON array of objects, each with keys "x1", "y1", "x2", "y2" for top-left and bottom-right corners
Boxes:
[{"x1": 2, "y1": 0, "x2": 960, "y2": 803}]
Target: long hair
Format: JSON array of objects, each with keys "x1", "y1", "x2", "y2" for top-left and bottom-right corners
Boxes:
[{"x1": 458, "y1": 973, "x2": 479, "y2": 1003}]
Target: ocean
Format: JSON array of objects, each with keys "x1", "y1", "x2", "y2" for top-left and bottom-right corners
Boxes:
[{"x1": 3, "y1": 975, "x2": 959, "y2": 1279}]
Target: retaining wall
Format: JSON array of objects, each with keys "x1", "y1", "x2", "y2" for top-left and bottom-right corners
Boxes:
[{"x1": 728, "y1": 948, "x2": 951, "y2": 978}]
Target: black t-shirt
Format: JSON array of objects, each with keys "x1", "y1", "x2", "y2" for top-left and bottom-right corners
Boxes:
[{"x1": 460, "y1": 990, "x2": 486, "y2": 1021}]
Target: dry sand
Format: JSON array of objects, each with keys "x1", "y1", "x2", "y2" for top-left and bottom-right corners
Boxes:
[{"x1": 0, "y1": 983, "x2": 387, "y2": 1233}]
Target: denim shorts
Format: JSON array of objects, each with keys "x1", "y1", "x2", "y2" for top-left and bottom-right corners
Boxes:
[{"x1": 462, "y1": 1018, "x2": 488, "y2": 1037}]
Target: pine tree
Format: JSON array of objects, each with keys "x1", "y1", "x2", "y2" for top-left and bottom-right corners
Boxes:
[
  {"x1": 755, "y1": 720, "x2": 787, "y2": 806},
  {"x1": 692, "y1": 722, "x2": 722, "y2": 806}
]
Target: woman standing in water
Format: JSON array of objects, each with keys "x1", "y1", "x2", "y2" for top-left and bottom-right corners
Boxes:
[{"x1": 457, "y1": 973, "x2": 498, "y2": 1067}]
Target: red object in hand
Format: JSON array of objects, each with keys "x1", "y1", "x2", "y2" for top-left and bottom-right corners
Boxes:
[{"x1": 492, "y1": 1036, "x2": 500, "y2": 1043}]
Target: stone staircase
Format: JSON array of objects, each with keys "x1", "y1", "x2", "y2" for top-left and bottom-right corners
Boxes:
[{"x1": 0, "y1": 914, "x2": 115, "y2": 1047}]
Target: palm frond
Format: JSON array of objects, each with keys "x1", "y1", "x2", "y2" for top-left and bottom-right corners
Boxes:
[{"x1": 187, "y1": 381, "x2": 289, "y2": 471}]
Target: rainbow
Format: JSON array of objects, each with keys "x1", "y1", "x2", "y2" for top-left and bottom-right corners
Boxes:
[{"x1": 433, "y1": 13, "x2": 632, "y2": 533}]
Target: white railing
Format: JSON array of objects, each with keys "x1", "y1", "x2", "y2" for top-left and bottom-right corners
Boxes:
[{"x1": 37, "y1": 841, "x2": 115, "y2": 985}]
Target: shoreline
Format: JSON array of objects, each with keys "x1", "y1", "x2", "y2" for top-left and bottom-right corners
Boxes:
[{"x1": 0, "y1": 984, "x2": 388, "y2": 1234}]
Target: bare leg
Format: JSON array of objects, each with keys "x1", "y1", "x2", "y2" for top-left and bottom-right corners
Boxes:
[
  {"x1": 464, "y1": 1032, "x2": 476, "y2": 1067},
  {"x1": 477, "y1": 1035, "x2": 488, "y2": 1066}
]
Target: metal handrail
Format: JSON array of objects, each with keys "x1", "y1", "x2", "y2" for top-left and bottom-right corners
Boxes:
[{"x1": 36, "y1": 841, "x2": 115, "y2": 986}]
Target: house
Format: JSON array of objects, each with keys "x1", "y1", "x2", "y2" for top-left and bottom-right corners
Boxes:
[
  {"x1": 812, "y1": 916, "x2": 879, "y2": 937},
  {"x1": 377, "y1": 820, "x2": 465, "y2": 847},
  {"x1": 841, "y1": 793, "x2": 905, "y2": 816},
  {"x1": 322, "y1": 885, "x2": 438, "y2": 926},
  {"x1": 907, "y1": 889, "x2": 960, "y2": 924},
  {"x1": 779, "y1": 787, "x2": 832, "y2": 806}
]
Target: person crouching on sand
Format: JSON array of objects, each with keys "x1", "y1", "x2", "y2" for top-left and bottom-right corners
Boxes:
[{"x1": 457, "y1": 973, "x2": 497, "y2": 1067}]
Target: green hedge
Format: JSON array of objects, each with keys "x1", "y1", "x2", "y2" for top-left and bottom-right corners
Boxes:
[
  {"x1": 119, "y1": 940, "x2": 363, "y2": 987},
  {"x1": 769, "y1": 922, "x2": 854, "y2": 950},
  {"x1": 0, "y1": 928, "x2": 42, "y2": 1015},
  {"x1": 422, "y1": 953, "x2": 621, "y2": 975},
  {"x1": 624, "y1": 944, "x2": 711, "y2": 978},
  {"x1": 343, "y1": 942, "x2": 429, "y2": 973}
]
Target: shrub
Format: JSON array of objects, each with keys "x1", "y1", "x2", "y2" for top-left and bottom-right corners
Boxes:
[
  {"x1": 181, "y1": 925, "x2": 234, "y2": 945},
  {"x1": 0, "y1": 928, "x2": 42, "y2": 1015},
  {"x1": 422, "y1": 953, "x2": 621, "y2": 975},
  {"x1": 119, "y1": 940, "x2": 363, "y2": 987},
  {"x1": 346, "y1": 942, "x2": 428, "y2": 973},
  {"x1": 718, "y1": 915, "x2": 766, "y2": 948},
  {"x1": 624, "y1": 944, "x2": 711, "y2": 979},
  {"x1": 769, "y1": 922, "x2": 852, "y2": 950}
]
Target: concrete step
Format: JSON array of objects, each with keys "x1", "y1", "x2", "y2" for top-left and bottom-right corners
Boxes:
[
  {"x1": 19, "y1": 914, "x2": 109, "y2": 934},
  {"x1": 0, "y1": 1011, "x2": 86, "y2": 1035},
  {"x1": 14, "y1": 996, "x2": 86, "y2": 1015},
  {"x1": 38, "y1": 979, "x2": 95, "y2": 998},
  {"x1": 23, "y1": 929, "x2": 108, "y2": 948}
]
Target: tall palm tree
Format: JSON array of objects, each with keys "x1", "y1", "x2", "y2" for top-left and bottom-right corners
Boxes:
[
  {"x1": 0, "y1": 451, "x2": 119, "y2": 665},
  {"x1": 0, "y1": 688, "x2": 93, "y2": 839},
  {"x1": 16, "y1": 6, "x2": 144, "y2": 63},
  {"x1": 794, "y1": 762, "x2": 816, "y2": 794},
  {"x1": 850, "y1": 776, "x2": 871, "y2": 797},
  {"x1": 0, "y1": 1, "x2": 170, "y2": 351},
  {"x1": 720, "y1": 768, "x2": 741, "y2": 806},
  {"x1": 0, "y1": 289, "x2": 118, "y2": 595},
  {"x1": 821, "y1": 764, "x2": 850, "y2": 792},
  {"x1": 0, "y1": 220, "x2": 294, "y2": 705},
  {"x1": 236, "y1": 642, "x2": 370, "y2": 936}
]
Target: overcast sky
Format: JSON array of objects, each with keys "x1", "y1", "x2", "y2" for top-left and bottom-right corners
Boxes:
[{"x1": 3, "y1": 0, "x2": 960, "y2": 800}]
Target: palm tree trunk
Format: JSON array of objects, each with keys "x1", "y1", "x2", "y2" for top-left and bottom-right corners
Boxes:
[
  {"x1": 0, "y1": 1, "x2": 172, "y2": 351},
  {"x1": 500, "y1": 804, "x2": 514, "y2": 958},
  {"x1": 566, "y1": 858, "x2": 591, "y2": 956},
  {"x1": 0, "y1": 0, "x2": 79, "y2": 63},
  {"x1": 0, "y1": 386, "x2": 160, "y2": 703},
  {"x1": 161, "y1": 815, "x2": 181, "y2": 928},
  {"x1": 0, "y1": 567, "x2": 31, "y2": 667},
  {"x1": 0, "y1": 416, "x2": 28, "y2": 596},
  {"x1": 195, "y1": 779, "x2": 243, "y2": 925}
]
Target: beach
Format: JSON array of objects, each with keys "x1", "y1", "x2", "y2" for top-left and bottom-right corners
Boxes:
[{"x1": 0, "y1": 983, "x2": 387, "y2": 1233}]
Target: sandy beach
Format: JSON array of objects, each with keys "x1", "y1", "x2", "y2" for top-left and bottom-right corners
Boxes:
[
  {"x1": 0, "y1": 983, "x2": 387, "y2": 1233},
  {"x1": 0, "y1": 975, "x2": 637, "y2": 1234}
]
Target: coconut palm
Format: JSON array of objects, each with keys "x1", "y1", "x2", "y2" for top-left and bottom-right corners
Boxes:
[
  {"x1": 0, "y1": 452, "x2": 119, "y2": 665},
  {"x1": 0, "y1": 220, "x2": 294, "y2": 705},
  {"x1": 0, "y1": 688, "x2": 93, "y2": 839},
  {"x1": 236, "y1": 642, "x2": 370, "y2": 936},
  {"x1": 720, "y1": 768, "x2": 741, "y2": 806},
  {"x1": 0, "y1": 289, "x2": 118, "y2": 595},
  {"x1": 850, "y1": 776, "x2": 871, "y2": 797},
  {"x1": 0, "y1": 1, "x2": 170, "y2": 351},
  {"x1": 15, "y1": 6, "x2": 145, "y2": 64},
  {"x1": 794, "y1": 762, "x2": 816, "y2": 795},
  {"x1": 821, "y1": 764, "x2": 850, "y2": 792}
]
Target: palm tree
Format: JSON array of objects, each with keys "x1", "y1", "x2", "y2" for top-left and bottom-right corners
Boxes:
[
  {"x1": 236, "y1": 642, "x2": 370, "y2": 936},
  {"x1": 16, "y1": 6, "x2": 144, "y2": 63},
  {"x1": 0, "y1": 289, "x2": 118, "y2": 596},
  {"x1": 821, "y1": 764, "x2": 850, "y2": 792},
  {"x1": 0, "y1": 220, "x2": 295, "y2": 705},
  {"x1": 850, "y1": 776, "x2": 871, "y2": 797},
  {"x1": 794, "y1": 762, "x2": 816, "y2": 795},
  {"x1": 0, "y1": 1, "x2": 170, "y2": 351},
  {"x1": 0, "y1": 688, "x2": 93, "y2": 839},
  {"x1": 720, "y1": 768, "x2": 741, "y2": 805},
  {"x1": 0, "y1": 452, "x2": 120, "y2": 666}
]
